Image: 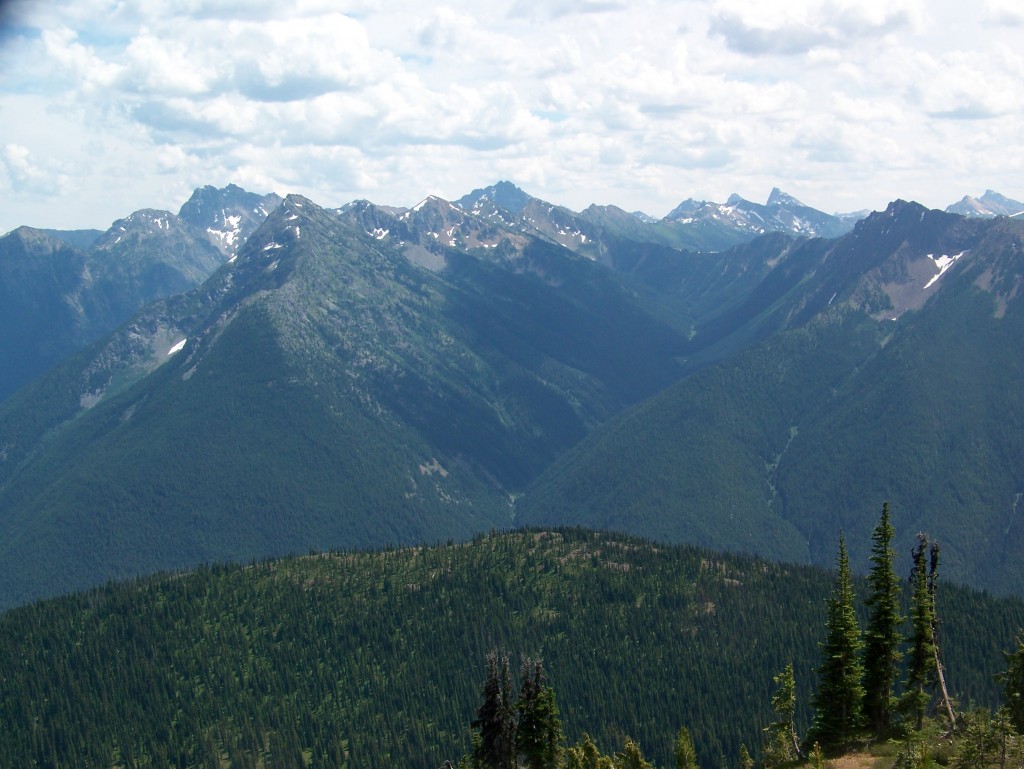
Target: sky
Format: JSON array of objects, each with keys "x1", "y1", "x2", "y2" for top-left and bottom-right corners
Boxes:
[{"x1": 1, "y1": 0, "x2": 1023, "y2": 234}]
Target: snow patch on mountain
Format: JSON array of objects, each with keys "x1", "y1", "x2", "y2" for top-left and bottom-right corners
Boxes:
[
  {"x1": 664, "y1": 188, "x2": 855, "y2": 239},
  {"x1": 206, "y1": 213, "x2": 242, "y2": 250},
  {"x1": 924, "y1": 250, "x2": 967, "y2": 289},
  {"x1": 946, "y1": 191, "x2": 1024, "y2": 218}
]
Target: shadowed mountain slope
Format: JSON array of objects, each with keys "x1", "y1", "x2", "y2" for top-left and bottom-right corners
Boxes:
[
  {"x1": 0, "y1": 195, "x2": 694, "y2": 608},
  {"x1": 0, "y1": 184, "x2": 280, "y2": 402},
  {"x1": 519, "y1": 205, "x2": 1024, "y2": 594}
]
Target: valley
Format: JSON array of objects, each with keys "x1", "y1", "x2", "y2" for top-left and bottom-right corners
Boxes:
[{"x1": 0, "y1": 184, "x2": 1022, "y2": 608}]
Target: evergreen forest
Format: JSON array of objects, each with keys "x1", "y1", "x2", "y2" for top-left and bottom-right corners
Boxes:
[{"x1": 1, "y1": 526, "x2": 1023, "y2": 769}]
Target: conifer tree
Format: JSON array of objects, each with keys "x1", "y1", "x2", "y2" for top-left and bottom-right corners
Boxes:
[
  {"x1": 565, "y1": 733, "x2": 613, "y2": 769},
  {"x1": 473, "y1": 651, "x2": 517, "y2": 769},
  {"x1": 674, "y1": 726, "x2": 698, "y2": 769},
  {"x1": 952, "y1": 708, "x2": 1001, "y2": 769},
  {"x1": 764, "y1": 663, "x2": 801, "y2": 766},
  {"x1": 903, "y1": 535, "x2": 936, "y2": 732},
  {"x1": 517, "y1": 657, "x2": 564, "y2": 769},
  {"x1": 807, "y1": 533, "x2": 864, "y2": 751},
  {"x1": 863, "y1": 502, "x2": 904, "y2": 737},
  {"x1": 615, "y1": 738, "x2": 653, "y2": 769},
  {"x1": 991, "y1": 707, "x2": 1018, "y2": 768},
  {"x1": 808, "y1": 743, "x2": 827, "y2": 769},
  {"x1": 901, "y1": 532, "x2": 954, "y2": 729},
  {"x1": 998, "y1": 637, "x2": 1024, "y2": 734}
]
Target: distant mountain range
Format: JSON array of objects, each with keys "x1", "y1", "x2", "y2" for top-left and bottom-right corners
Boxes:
[
  {"x1": 519, "y1": 201, "x2": 1024, "y2": 593},
  {"x1": 0, "y1": 181, "x2": 1022, "y2": 607},
  {"x1": 0, "y1": 184, "x2": 281, "y2": 401},
  {"x1": 945, "y1": 189, "x2": 1024, "y2": 218},
  {"x1": 453, "y1": 181, "x2": 858, "y2": 254},
  {"x1": 663, "y1": 187, "x2": 854, "y2": 241}
]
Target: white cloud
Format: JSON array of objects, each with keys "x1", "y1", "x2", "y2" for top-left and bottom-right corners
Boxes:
[
  {"x1": 903, "y1": 49, "x2": 1023, "y2": 120},
  {"x1": 710, "y1": 0, "x2": 923, "y2": 55},
  {"x1": 0, "y1": 0, "x2": 1021, "y2": 231},
  {"x1": 39, "y1": 27, "x2": 123, "y2": 89},
  {"x1": 507, "y1": 0, "x2": 628, "y2": 21},
  {"x1": 983, "y1": 0, "x2": 1024, "y2": 26},
  {"x1": 121, "y1": 31, "x2": 214, "y2": 96},
  {"x1": 416, "y1": 6, "x2": 478, "y2": 50},
  {"x1": 1, "y1": 144, "x2": 67, "y2": 195}
]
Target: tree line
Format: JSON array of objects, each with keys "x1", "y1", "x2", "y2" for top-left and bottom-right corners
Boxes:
[
  {"x1": 460, "y1": 650, "x2": 701, "y2": 769},
  {"x1": 1, "y1": 526, "x2": 1022, "y2": 768},
  {"x1": 766, "y1": 502, "x2": 1024, "y2": 769},
  {"x1": 461, "y1": 509, "x2": 1024, "y2": 769}
]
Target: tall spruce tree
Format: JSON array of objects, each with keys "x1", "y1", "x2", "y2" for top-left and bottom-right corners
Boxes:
[
  {"x1": 473, "y1": 651, "x2": 517, "y2": 769},
  {"x1": 999, "y1": 637, "x2": 1024, "y2": 734},
  {"x1": 517, "y1": 657, "x2": 564, "y2": 769},
  {"x1": 807, "y1": 533, "x2": 865, "y2": 752},
  {"x1": 674, "y1": 726, "x2": 698, "y2": 769},
  {"x1": 615, "y1": 738, "x2": 653, "y2": 769},
  {"x1": 763, "y1": 663, "x2": 801, "y2": 766},
  {"x1": 903, "y1": 535, "x2": 936, "y2": 731},
  {"x1": 863, "y1": 503, "x2": 904, "y2": 737}
]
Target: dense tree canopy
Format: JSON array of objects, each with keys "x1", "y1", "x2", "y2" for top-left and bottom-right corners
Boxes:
[{"x1": 0, "y1": 527, "x2": 1022, "y2": 769}]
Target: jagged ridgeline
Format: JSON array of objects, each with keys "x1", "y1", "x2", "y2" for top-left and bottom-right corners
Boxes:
[
  {"x1": 2, "y1": 183, "x2": 1024, "y2": 611},
  {"x1": 0, "y1": 184, "x2": 281, "y2": 402},
  {"x1": 1, "y1": 530, "x2": 1022, "y2": 769}
]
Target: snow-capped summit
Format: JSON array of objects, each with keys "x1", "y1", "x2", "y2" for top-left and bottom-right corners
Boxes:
[
  {"x1": 665, "y1": 188, "x2": 854, "y2": 240},
  {"x1": 178, "y1": 184, "x2": 283, "y2": 259},
  {"x1": 454, "y1": 180, "x2": 534, "y2": 215},
  {"x1": 945, "y1": 190, "x2": 1024, "y2": 218},
  {"x1": 766, "y1": 187, "x2": 805, "y2": 208}
]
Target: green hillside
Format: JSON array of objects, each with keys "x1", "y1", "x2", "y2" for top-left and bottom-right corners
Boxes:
[
  {"x1": 3, "y1": 194, "x2": 1023, "y2": 612},
  {"x1": 0, "y1": 218, "x2": 223, "y2": 403},
  {"x1": 1, "y1": 529, "x2": 1021, "y2": 769},
  {"x1": 519, "y1": 211, "x2": 1024, "y2": 595},
  {"x1": 776, "y1": 261, "x2": 1024, "y2": 588},
  {"x1": 517, "y1": 308, "x2": 881, "y2": 564},
  {"x1": 0, "y1": 195, "x2": 693, "y2": 609}
]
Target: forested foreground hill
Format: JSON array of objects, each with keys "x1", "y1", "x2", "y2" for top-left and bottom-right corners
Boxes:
[{"x1": 1, "y1": 529, "x2": 1022, "y2": 769}]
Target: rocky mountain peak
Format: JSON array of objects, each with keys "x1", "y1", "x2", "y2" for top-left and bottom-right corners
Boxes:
[
  {"x1": 945, "y1": 190, "x2": 1024, "y2": 218},
  {"x1": 3, "y1": 226, "x2": 71, "y2": 254},
  {"x1": 663, "y1": 198, "x2": 708, "y2": 219},
  {"x1": 178, "y1": 183, "x2": 283, "y2": 259},
  {"x1": 766, "y1": 187, "x2": 804, "y2": 208},
  {"x1": 92, "y1": 209, "x2": 186, "y2": 251},
  {"x1": 455, "y1": 180, "x2": 534, "y2": 215}
]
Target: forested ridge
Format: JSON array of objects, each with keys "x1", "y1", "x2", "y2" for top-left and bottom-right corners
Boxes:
[{"x1": 1, "y1": 527, "x2": 1022, "y2": 769}]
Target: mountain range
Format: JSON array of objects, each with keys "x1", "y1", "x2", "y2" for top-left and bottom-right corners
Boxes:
[
  {"x1": 519, "y1": 202, "x2": 1024, "y2": 593},
  {"x1": 0, "y1": 184, "x2": 281, "y2": 401},
  {"x1": 946, "y1": 189, "x2": 1024, "y2": 218},
  {"x1": 0, "y1": 182, "x2": 1022, "y2": 608}
]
